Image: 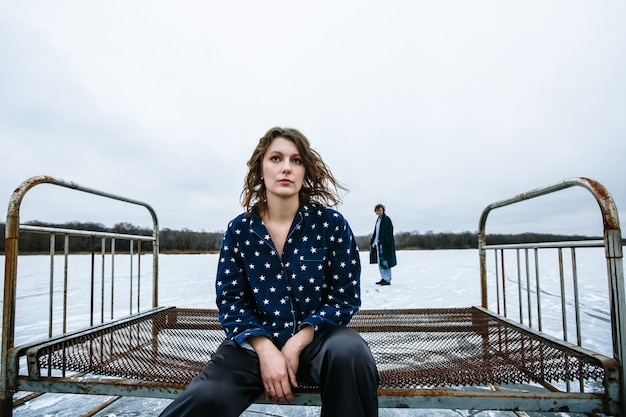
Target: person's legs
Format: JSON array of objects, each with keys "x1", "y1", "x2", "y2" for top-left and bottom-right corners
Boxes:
[
  {"x1": 159, "y1": 340, "x2": 263, "y2": 417},
  {"x1": 376, "y1": 248, "x2": 392, "y2": 284},
  {"x1": 298, "y1": 326, "x2": 379, "y2": 417},
  {"x1": 378, "y1": 264, "x2": 392, "y2": 284}
]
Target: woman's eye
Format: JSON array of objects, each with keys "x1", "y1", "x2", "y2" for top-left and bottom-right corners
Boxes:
[
  {"x1": 292, "y1": 158, "x2": 302, "y2": 164},
  {"x1": 270, "y1": 156, "x2": 281, "y2": 162}
]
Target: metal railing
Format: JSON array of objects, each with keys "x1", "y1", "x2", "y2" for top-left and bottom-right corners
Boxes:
[
  {"x1": 2, "y1": 175, "x2": 623, "y2": 416},
  {"x1": 478, "y1": 177, "x2": 624, "y2": 406},
  {"x1": 1, "y1": 175, "x2": 159, "y2": 415}
]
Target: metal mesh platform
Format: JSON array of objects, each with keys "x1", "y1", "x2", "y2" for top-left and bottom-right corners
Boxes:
[{"x1": 30, "y1": 307, "x2": 609, "y2": 390}]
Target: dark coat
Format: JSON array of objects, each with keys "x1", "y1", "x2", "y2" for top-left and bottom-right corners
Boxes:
[{"x1": 369, "y1": 213, "x2": 397, "y2": 268}]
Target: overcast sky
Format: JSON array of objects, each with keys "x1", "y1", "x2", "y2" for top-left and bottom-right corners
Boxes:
[{"x1": 1, "y1": 1, "x2": 625, "y2": 238}]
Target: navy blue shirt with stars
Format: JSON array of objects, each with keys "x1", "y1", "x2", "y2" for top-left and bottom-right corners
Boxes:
[{"x1": 216, "y1": 202, "x2": 362, "y2": 349}]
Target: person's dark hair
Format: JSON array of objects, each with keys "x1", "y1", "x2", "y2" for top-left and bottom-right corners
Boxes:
[
  {"x1": 375, "y1": 204, "x2": 386, "y2": 213},
  {"x1": 241, "y1": 127, "x2": 347, "y2": 213}
]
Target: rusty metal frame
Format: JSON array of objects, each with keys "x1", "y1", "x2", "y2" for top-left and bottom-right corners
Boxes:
[
  {"x1": 2, "y1": 175, "x2": 624, "y2": 416},
  {"x1": 1, "y1": 175, "x2": 159, "y2": 417},
  {"x1": 5, "y1": 305, "x2": 618, "y2": 414},
  {"x1": 478, "y1": 176, "x2": 625, "y2": 414}
]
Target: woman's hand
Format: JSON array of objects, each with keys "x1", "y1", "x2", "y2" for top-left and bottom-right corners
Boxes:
[
  {"x1": 249, "y1": 336, "x2": 294, "y2": 404},
  {"x1": 281, "y1": 326, "x2": 314, "y2": 388},
  {"x1": 249, "y1": 327, "x2": 313, "y2": 404}
]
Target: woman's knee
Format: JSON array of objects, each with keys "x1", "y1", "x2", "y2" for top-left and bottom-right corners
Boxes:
[{"x1": 323, "y1": 327, "x2": 375, "y2": 364}]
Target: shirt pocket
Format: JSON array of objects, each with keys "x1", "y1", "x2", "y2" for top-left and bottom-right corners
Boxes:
[{"x1": 296, "y1": 248, "x2": 327, "y2": 283}]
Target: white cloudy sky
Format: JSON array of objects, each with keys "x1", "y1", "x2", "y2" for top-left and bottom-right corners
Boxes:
[{"x1": 1, "y1": 1, "x2": 625, "y2": 238}]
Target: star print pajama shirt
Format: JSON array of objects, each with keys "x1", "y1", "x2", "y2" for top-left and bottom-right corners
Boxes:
[{"x1": 159, "y1": 203, "x2": 379, "y2": 417}]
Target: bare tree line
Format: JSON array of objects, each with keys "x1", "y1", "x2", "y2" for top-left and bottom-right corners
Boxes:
[{"x1": 0, "y1": 222, "x2": 600, "y2": 255}]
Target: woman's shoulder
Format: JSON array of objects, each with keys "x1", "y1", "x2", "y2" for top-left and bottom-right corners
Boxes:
[{"x1": 225, "y1": 212, "x2": 255, "y2": 230}]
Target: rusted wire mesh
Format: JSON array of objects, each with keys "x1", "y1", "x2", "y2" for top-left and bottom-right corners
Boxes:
[
  {"x1": 350, "y1": 308, "x2": 606, "y2": 388},
  {"x1": 35, "y1": 307, "x2": 606, "y2": 390}
]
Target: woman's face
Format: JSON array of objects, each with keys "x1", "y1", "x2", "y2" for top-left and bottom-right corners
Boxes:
[
  {"x1": 261, "y1": 137, "x2": 306, "y2": 202},
  {"x1": 375, "y1": 207, "x2": 384, "y2": 217}
]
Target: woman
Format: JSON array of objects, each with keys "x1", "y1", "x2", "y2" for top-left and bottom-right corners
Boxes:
[{"x1": 160, "y1": 127, "x2": 379, "y2": 417}]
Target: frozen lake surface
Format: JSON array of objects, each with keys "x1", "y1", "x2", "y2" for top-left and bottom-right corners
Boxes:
[{"x1": 1, "y1": 248, "x2": 613, "y2": 416}]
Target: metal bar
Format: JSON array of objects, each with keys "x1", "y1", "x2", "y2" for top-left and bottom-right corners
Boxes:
[
  {"x1": 479, "y1": 233, "x2": 488, "y2": 308},
  {"x1": 152, "y1": 232, "x2": 159, "y2": 309},
  {"x1": 111, "y1": 239, "x2": 115, "y2": 320},
  {"x1": 558, "y1": 248, "x2": 568, "y2": 343},
  {"x1": 22, "y1": 307, "x2": 172, "y2": 361},
  {"x1": 558, "y1": 247, "x2": 572, "y2": 391},
  {"x1": 494, "y1": 249, "x2": 501, "y2": 314},
  {"x1": 62, "y1": 234, "x2": 70, "y2": 379},
  {"x1": 501, "y1": 249, "x2": 507, "y2": 317},
  {"x1": 534, "y1": 248, "x2": 542, "y2": 332},
  {"x1": 129, "y1": 240, "x2": 134, "y2": 316},
  {"x1": 19, "y1": 225, "x2": 155, "y2": 242},
  {"x1": 48, "y1": 235, "x2": 55, "y2": 340},
  {"x1": 63, "y1": 234, "x2": 69, "y2": 335},
  {"x1": 47, "y1": 234, "x2": 55, "y2": 379},
  {"x1": 489, "y1": 384, "x2": 532, "y2": 417},
  {"x1": 516, "y1": 249, "x2": 523, "y2": 324},
  {"x1": 524, "y1": 248, "x2": 532, "y2": 328},
  {"x1": 484, "y1": 240, "x2": 605, "y2": 250},
  {"x1": 605, "y1": 228, "x2": 625, "y2": 414},
  {"x1": 90, "y1": 237, "x2": 95, "y2": 327},
  {"x1": 571, "y1": 248, "x2": 582, "y2": 347},
  {"x1": 2, "y1": 205, "x2": 21, "y2": 414},
  {"x1": 571, "y1": 247, "x2": 585, "y2": 393},
  {"x1": 137, "y1": 240, "x2": 142, "y2": 313},
  {"x1": 100, "y1": 237, "x2": 106, "y2": 325},
  {"x1": 13, "y1": 378, "x2": 612, "y2": 414},
  {"x1": 478, "y1": 178, "x2": 620, "y2": 232}
]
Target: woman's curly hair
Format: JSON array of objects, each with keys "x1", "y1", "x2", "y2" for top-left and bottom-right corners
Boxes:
[{"x1": 241, "y1": 127, "x2": 347, "y2": 213}]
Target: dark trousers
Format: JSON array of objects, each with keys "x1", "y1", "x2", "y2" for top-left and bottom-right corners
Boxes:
[{"x1": 159, "y1": 326, "x2": 379, "y2": 417}]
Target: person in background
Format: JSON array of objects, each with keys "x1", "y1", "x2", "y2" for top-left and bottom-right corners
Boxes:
[
  {"x1": 159, "y1": 127, "x2": 379, "y2": 417},
  {"x1": 370, "y1": 204, "x2": 397, "y2": 285}
]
